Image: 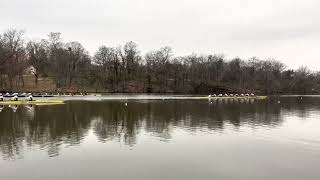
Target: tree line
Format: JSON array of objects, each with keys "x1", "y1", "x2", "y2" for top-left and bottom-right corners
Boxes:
[{"x1": 0, "y1": 29, "x2": 319, "y2": 94}]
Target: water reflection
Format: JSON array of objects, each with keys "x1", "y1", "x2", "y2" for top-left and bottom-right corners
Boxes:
[{"x1": 0, "y1": 96, "x2": 319, "y2": 159}]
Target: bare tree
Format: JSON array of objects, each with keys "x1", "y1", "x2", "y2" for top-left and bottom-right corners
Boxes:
[
  {"x1": 27, "y1": 40, "x2": 49, "y2": 85},
  {"x1": 65, "y1": 41, "x2": 87, "y2": 88},
  {"x1": 93, "y1": 46, "x2": 120, "y2": 90},
  {"x1": 1, "y1": 29, "x2": 26, "y2": 89}
]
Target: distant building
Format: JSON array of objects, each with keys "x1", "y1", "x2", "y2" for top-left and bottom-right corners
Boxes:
[{"x1": 25, "y1": 66, "x2": 36, "y2": 75}]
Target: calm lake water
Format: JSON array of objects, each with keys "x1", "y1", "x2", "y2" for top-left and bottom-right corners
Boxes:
[{"x1": 0, "y1": 96, "x2": 320, "y2": 180}]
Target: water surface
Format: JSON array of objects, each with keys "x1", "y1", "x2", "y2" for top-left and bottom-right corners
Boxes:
[{"x1": 0, "y1": 96, "x2": 320, "y2": 180}]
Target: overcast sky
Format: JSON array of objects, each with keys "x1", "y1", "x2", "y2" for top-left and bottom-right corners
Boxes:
[{"x1": 1, "y1": 0, "x2": 319, "y2": 70}]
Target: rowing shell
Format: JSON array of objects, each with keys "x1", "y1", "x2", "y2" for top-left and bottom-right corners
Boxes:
[
  {"x1": 158, "y1": 96, "x2": 268, "y2": 100},
  {"x1": 206, "y1": 96, "x2": 268, "y2": 100},
  {"x1": 0, "y1": 100, "x2": 65, "y2": 105}
]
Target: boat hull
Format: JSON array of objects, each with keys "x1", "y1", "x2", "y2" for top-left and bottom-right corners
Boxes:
[{"x1": 0, "y1": 100, "x2": 65, "y2": 105}]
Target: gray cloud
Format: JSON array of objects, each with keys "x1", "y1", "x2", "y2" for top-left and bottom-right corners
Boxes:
[{"x1": 1, "y1": 0, "x2": 320, "y2": 70}]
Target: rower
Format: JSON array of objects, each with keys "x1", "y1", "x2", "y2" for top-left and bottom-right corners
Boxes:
[
  {"x1": 11, "y1": 93, "x2": 18, "y2": 101},
  {"x1": 0, "y1": 93, "x2": 3, "y2": 101},
  {"x1": 26, "y1": 93, "x2": 33, "y2": 101}
]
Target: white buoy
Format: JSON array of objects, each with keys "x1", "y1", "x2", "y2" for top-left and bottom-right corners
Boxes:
[
  {"x1": 125, "y1": 102, "x2": 128, "y2": 106},
  {"x1": 277, "y1": 100, "x2": 281, "y2": 104}
]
